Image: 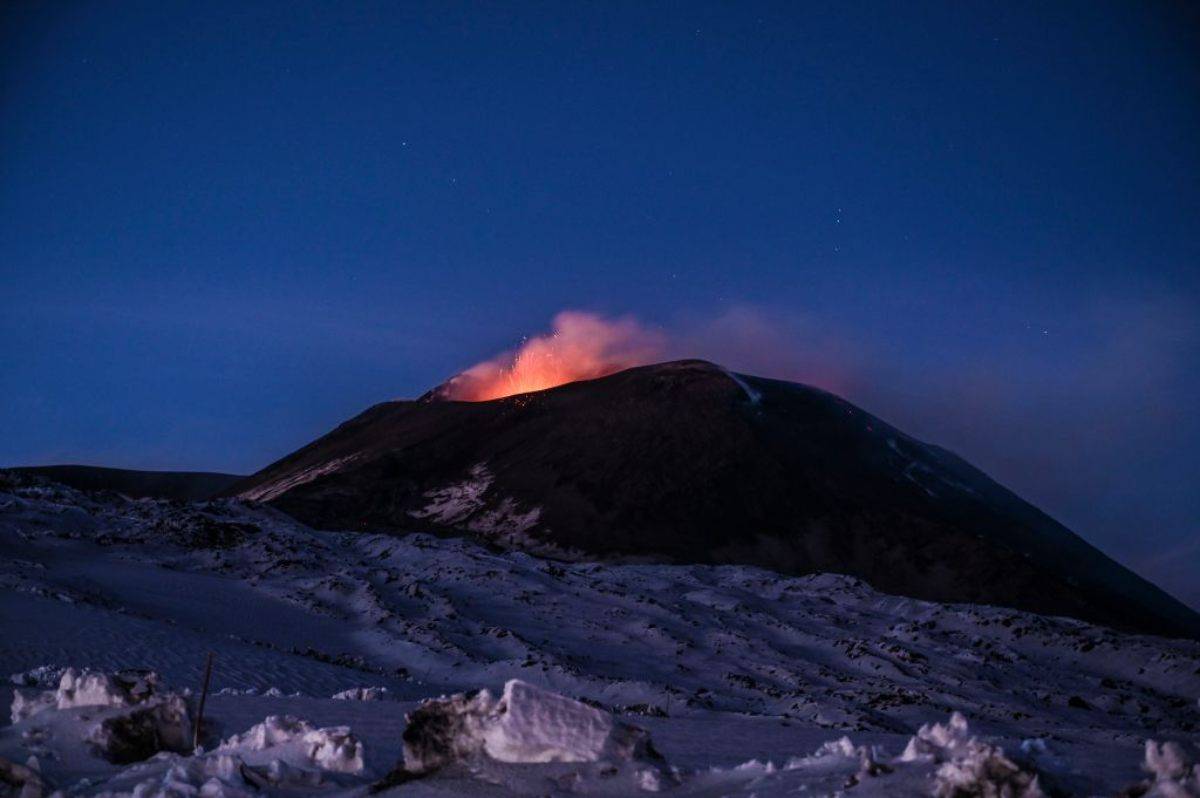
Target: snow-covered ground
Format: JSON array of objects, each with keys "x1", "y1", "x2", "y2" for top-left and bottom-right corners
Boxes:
[{"x1": 1, "y1": 472, "x2": 1197, "y2": 795}]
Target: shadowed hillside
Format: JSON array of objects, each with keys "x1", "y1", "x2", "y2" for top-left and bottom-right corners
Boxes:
[{"x1": 14, "y1": 465, "x2": 243, "y2": 502}]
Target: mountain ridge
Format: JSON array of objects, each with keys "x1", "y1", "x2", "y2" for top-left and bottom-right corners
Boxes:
[{"x1": 13, "y1": 464, "x2": 243, "y2": 502}]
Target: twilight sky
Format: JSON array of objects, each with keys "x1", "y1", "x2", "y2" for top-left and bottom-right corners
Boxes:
[{"x1": 2, "y1": 2, "x2": 1198, "y2": 607}]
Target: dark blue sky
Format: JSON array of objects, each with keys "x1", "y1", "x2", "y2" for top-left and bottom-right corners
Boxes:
[{"x1": 2, "y1": 2, "x2": 1198, "y2": 606}]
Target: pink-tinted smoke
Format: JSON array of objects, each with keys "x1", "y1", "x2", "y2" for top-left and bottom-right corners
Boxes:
[{"x1": 436, "y1": 311, "x2": 666, "y2": 401}]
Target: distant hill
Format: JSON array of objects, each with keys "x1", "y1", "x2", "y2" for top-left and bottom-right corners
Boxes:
[
  {"x1": 13, "y1": 465, "x2": 243, "y2": 502},
  {"x1": 229, "y1": 359, "x2": 1200, "y2": 640}
]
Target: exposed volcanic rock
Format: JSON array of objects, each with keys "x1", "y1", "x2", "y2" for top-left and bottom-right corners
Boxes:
[{"x1": 228, "y1": 360, "x2": 1200, "y2": 639}]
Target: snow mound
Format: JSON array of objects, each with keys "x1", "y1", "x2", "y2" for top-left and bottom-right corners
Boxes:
[
  {"x1": 902, "y1": 711, "x2": 1043, "y2": 798},
  {"x1": 304, "y1": 727, "x2": 364, "y2": 774},
  {"x1": 217, "y1": 714, "x2": 312, "y2": 752},
  {"x1": 10, "y1": 668, "x2": 193, "y2": 765},
  {"x1": 95, "y1": 714, "x2": 366, "y2": 797},
  {"x1": 11, "y1": 668, "x2": 164, "y2": 724},
  {"x1": 399, "y1": 679, "x2": 663, "y2": 774},
  {"x1": 1140, "y1": 740, "x2": 1200, "y2": 797},
  {"x1": 216, "y1": 715, "x2": 364, "y2": 774},
  {"x1": 330, "y1": 686, "x2": 392, "y2": 701}
]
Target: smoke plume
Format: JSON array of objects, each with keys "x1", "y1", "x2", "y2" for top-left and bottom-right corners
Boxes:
[{"x1": 435, "y1": 311, "x2": 665, "y2": 401}]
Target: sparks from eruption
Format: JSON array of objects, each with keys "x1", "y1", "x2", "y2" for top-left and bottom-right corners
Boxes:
[{"x1": 439, "y1": 311, "x2": 665, "y2": 401}]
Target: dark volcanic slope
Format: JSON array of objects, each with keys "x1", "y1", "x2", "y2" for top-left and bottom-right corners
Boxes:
[
  {"x1": 15, "y1": 465, "x2": 243, "y2": 502},
  {"x1": 230, "y1": 360, "x2": 1200, "y2": 638}
]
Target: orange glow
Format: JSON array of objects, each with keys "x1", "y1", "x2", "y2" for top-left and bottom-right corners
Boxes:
[{"x1": 440, "y1": 311, "x2": 664, "y2": 401}]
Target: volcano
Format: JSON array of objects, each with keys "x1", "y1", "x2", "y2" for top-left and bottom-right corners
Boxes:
[{"x1": 229, "y1": 360, "x2": 1200, "y2": 638}]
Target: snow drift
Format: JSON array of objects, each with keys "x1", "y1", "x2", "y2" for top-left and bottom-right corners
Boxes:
[
  {"x1": 4, "y1": 669, "x2": 366, "y2": 798},
  {"x1": 3, "y1": 474, "x2": 1200, "y2": 795},
  {"x1": 6, "y1": 663, "x2": 1198, "y2": 796}
]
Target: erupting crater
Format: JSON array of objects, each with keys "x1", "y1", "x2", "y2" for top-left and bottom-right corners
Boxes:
[{"x1": 427, "y1": 311, "x2": 664, "y2": 401}]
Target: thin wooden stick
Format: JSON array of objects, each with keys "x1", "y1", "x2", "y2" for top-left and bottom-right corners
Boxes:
[{"x1": 193, "y1": 651, "x2": 214, "y2": 751}]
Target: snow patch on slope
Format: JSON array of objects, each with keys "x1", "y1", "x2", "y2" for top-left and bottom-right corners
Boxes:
[
  {"x1": 240, "y1": 455, "x2": 362, "y2": 502},
  {"x1": 410, "y1": 463, "x2": 493, "y2": 525},
  {"x1": 330, "y1": 686, "x2": 393, "y2": 701},
  {"x1": 409, "y1": 463, "x2": 543, "y2": 544},
  {"x1": 721, "y1": 368, "x2": 761, "y2": 404}
]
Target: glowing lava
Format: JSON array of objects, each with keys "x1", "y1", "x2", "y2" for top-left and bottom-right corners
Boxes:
[{"x1": 438, "y1": 311, "x2": 664, "y2": 401}]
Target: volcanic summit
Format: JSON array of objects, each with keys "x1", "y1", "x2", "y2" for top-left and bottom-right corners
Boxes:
[{"x1": 230, "y1": 360, "x2": 1200, "y2": 639}]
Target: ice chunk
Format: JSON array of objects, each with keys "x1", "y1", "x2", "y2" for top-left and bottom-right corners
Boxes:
[
  {"x1": 397, "y1": 688, "x2": 495, "y2": 774},
  {"x1": 1141, "y1": 740, "x2": 1200, "y2": 797},
  {"x1": 484, "y1": 679, "x2": 619, "y2": 763},
  {"x1": 217, "y1": 715, "x2": 364, "y2": 774},
  {"x1": 399, "y1": 679, "x2": 662, "y2": 775},
  {"x1": 11, "y1": 668, "x2": 161, "y2": 723},
  {"x1": 57, "y1": 668, "x2": 158, "y2": 710},
  {"x1": 902, "y1": 712, "x2": 1043, "y2": 798},
  {"x1": 303, "y1": 727, "x2": 365, "y2": 774},
  {"x1": 900, "y1": 711, "x2": 971, "y2": 762}
]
